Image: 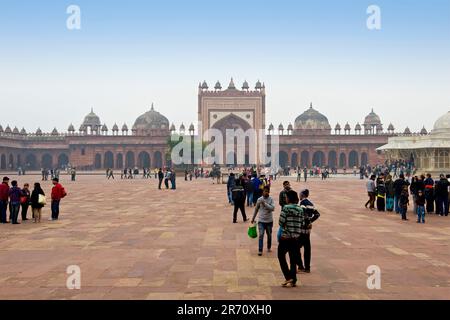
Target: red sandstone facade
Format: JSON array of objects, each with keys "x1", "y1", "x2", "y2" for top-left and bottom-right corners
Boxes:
[{"x1": 0, "y1": 80, "x2": 417, "y2": 171}]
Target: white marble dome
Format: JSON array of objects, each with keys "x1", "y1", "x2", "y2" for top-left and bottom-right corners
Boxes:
[{"x1": 432, "y1": 111, "x2": 450, "y2": 134}]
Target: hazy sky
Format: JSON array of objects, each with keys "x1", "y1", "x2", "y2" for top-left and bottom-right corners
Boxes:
[{"x1": 1, "y1": 0, "x2": 449, "y2": 133}]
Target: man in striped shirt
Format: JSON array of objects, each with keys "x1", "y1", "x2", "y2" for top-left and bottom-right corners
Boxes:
[{"x1": 277, "y1": 190, "x2": 308, "y2": 288}]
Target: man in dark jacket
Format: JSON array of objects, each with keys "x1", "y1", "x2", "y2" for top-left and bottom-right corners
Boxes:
[
  {"x1": 227, "y1": 173, "x2": 236, "y2": 204},
  {"x1": 231, "y1": 179, "x2": 247, "y2": 223},
  {"x1": 279, "y1": 181, "x2": 291, "y2": 209},
  {"x1": 424, "y1": 173, "x2": 435, "y2": 213},
  {"x1": 297, "y1": 189, "x2": 320, "y2": 273},
  {"x1": 157, "y1": 168, "x2": 164, "y2": 190},
  {"x1": 0, "y1": 176, "x2": 10, "y2": 223},
  {"x1": 393, "y1": 174, "x2": 409, "y2": 213},
  {"x1": 8, "y1": 180, "x2": 22, "y2": 224},
  {"x1": 435, "y1": 174, "x2": 449, "y2": 216},
  {"x1": 245, "y1": 176, "x2": 255, "y2": 207}
]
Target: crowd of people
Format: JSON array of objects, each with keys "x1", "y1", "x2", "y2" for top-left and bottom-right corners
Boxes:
[
  {"x1": 365, "y1": 171, "x2": 450, "y2": 223},
  {"x1": 0, "y1": 176, "x2": 67, "y2": 225}
]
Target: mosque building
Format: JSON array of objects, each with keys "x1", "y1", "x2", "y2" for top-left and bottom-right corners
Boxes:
[{"x1": 0, "y1": 79, "x2": 422, "y2": 171}]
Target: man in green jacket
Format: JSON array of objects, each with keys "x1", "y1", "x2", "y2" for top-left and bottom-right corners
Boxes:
[{"x1": 278, "y1": 190, "x2": 308, "y2": 288}]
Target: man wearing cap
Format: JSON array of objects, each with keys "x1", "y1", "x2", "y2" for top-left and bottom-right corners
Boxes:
[
  {"x1": 50, "y1": 178, "x2": 67, "y2": 221},
  {"x1": 0, "y1": 177, "x2": 10, "y2": 223}
]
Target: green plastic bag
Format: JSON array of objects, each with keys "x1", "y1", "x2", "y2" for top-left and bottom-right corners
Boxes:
[{"x1": 248, "y1": 224, "x2": 257, "y2": 239}]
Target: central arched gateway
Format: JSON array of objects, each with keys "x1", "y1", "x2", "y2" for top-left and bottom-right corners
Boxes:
[{"x1": 211, "y1": 114, "x2": 252, "y2": 166}]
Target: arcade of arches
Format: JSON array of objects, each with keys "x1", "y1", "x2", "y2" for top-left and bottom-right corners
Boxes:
[
  {"x1": 277, "y1": 149, "x2": 371, "y2": 168},
  {"x1": 0, "y1": 149, "x2": 165, "y2": 170}
]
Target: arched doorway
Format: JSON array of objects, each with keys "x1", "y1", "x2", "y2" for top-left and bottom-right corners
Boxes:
[
  {"x1": 125, "y1": 151, "x2": 135, "y2": 168},
  {"x1": 8, "y1": 154, "x2": 14, "y2": 169},
  {"x1": 138, "y1": 151, "x2": 151, "y2": 168},
  {"x1": 211, "y1": 113, "x2": 252, "y2": 166},
  {"x1": 58, "y1": 154, "x2": 69, "y2": 168},
  {"x1": 42, "y1": 154, "x2": 53, "y2": 169},
  {"x1": 312, "y1": 151, "x2": 325, "y2": 167},
  {"x1": 328, "y1": 151, "x2": 337, "y2": 168},
  {"x1": 154, "y1": 151, "x2": 163, "y2": 168},
  {"x1": 0, "y1": 154, "x2": 6, "y2": 170},
  {"x1": 116, "y1": 153, "x2": 123, "y2": 169},
  {"x1": 94, "y1": 154, "x2": 102, "y2": 169},
  {"x1": 104, "y1": 151, "x2": 114, "y2": 168},
  {"x1": 226, "y1": 152, "x2": 237, "y2": 166},
  {"x1": 349, "y1": 150, "x2": 359, "y2": 167},
  {"x1": 361, "y1": 152, "x2": 368, "y2": 166},
  {"x1": 17, "y1": 155, "x2": 22, "y2": 168},
  {"x1": 301, "y1": 151, "x2": 309, "y2": 168},
  {"x1": 25, "y1": 154, "x2": 37, "y2": 170},
  {"x1": 339, "y1": 153, "x2": 347, "y2": 168},
  {"x1": 279, "y1": 151, "x2": 289, "y2": 168},
  {"x1": 291, "y1": 153, "x2": 298, "y2": 167}
]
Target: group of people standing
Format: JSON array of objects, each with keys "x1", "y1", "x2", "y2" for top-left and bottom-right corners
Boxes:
[
  {"x1": 248, "y1": 180, "x2": 320, "y2": 288},
  {"x1": 157, "y1": 168, "x2": 177, "y2": 190},
  {"x1": 365, "y1": 172, "x2": 450, "y2": 223},
  {"x1": 41, "y1": 168, "x2": 61, "y2": 181},
  {"x1": 0, "y1": 176, "x2": 66, "y2": 224},
  {"x1": 227, "y1": 172, "x2": 273, "y2": 223}
]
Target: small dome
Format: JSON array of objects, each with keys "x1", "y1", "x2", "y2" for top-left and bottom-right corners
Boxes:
[
  {"x1": 180, "y1": 123, "x2": 185, "y2": 131},
  {"x1": 364, "y1": 108, "x2": 381, "y2": 126},
  {"x1": 355, "y1": 123, "x2": 362, "y2": 131},
  {"x1": 101, "y1": 124, "x2": 108, "y2": 131},
  {"x1": 432, "y1": 111, "x2": 450, "y2": 134},
  {"x1": 122, "y1": 124, "x2": 128, "y2": 131},
  {"x1": 420, "y1": 126, "x2": 428, "y2": 135},
  {"x1": 112, "y1": 123, "x2": 119, "y2": 131},
  {"x1": 227, "y1": 78, "x2": 236, "y2": 90},
  {"x1": 82, "y1": 108, "x2": 101, "y2": 128},
  {"x1": 20, "y1": 128, "x2": 27, "y2": 135},
  {"x1": 404, "y1": 127, "x2": 411, "y2": 135},
  {"x1": 5, "y1": 125, "x2": 12, "y2": 134},
  {"x1": 344, "y1": 123, "x2": 351, "y2": 130},
  {"x1": 335, "y1": 123, "x2": 341, "y2": 130},
  {"x1": 287, "y1": 123, "x2": 293, "y2": 130},
  {"x1": 201, "y1": 81, "x2": 208, "y2": 90},
  {"x1": 189, "y1": 123, "x2": 195, "y2": 131},
  {"x1": 133, "y1": 104, "x2": 169, "y2": 131},
  {"x1": 36, "y1": 128, "x2": 42, "y2": 135},
  {"x1": 13, "y1": 127, "x2": 19, "y2": 134},
  {"x1": 170, "y1": 123, "x2": 176, "y2": 131},
  {"x1": 214, "y1": 81, "x2": 222, "y2": 90},
  {"x1": 51, "y1": 128, "x2": 59, "y2": 136},
  {"x1": 255, "y1": 80, "x2": 262, "y2": 89},
  {"x1": 388, "y1": 123, "x2": 395, "y2": 131},
  {"x1": 68, "y1": 124, "x2": 75, "y2": 132},
  {"x1": 242, "y1": 80, "x2": 249, "y2": 90},
  {"x1": 278, "y1": 123, "x2": 284, "y2": 131},
  {"x1": 268, "y1": 123, "x2": 274, "y2": 131},
  {"x1": 294, "y1": 104, "x2": 331, "y2": 131}
]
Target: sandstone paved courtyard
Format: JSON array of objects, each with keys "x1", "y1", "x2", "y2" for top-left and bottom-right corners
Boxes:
[{"x1": 0, "y1": 174, "x2": 449, "y2": 300}]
